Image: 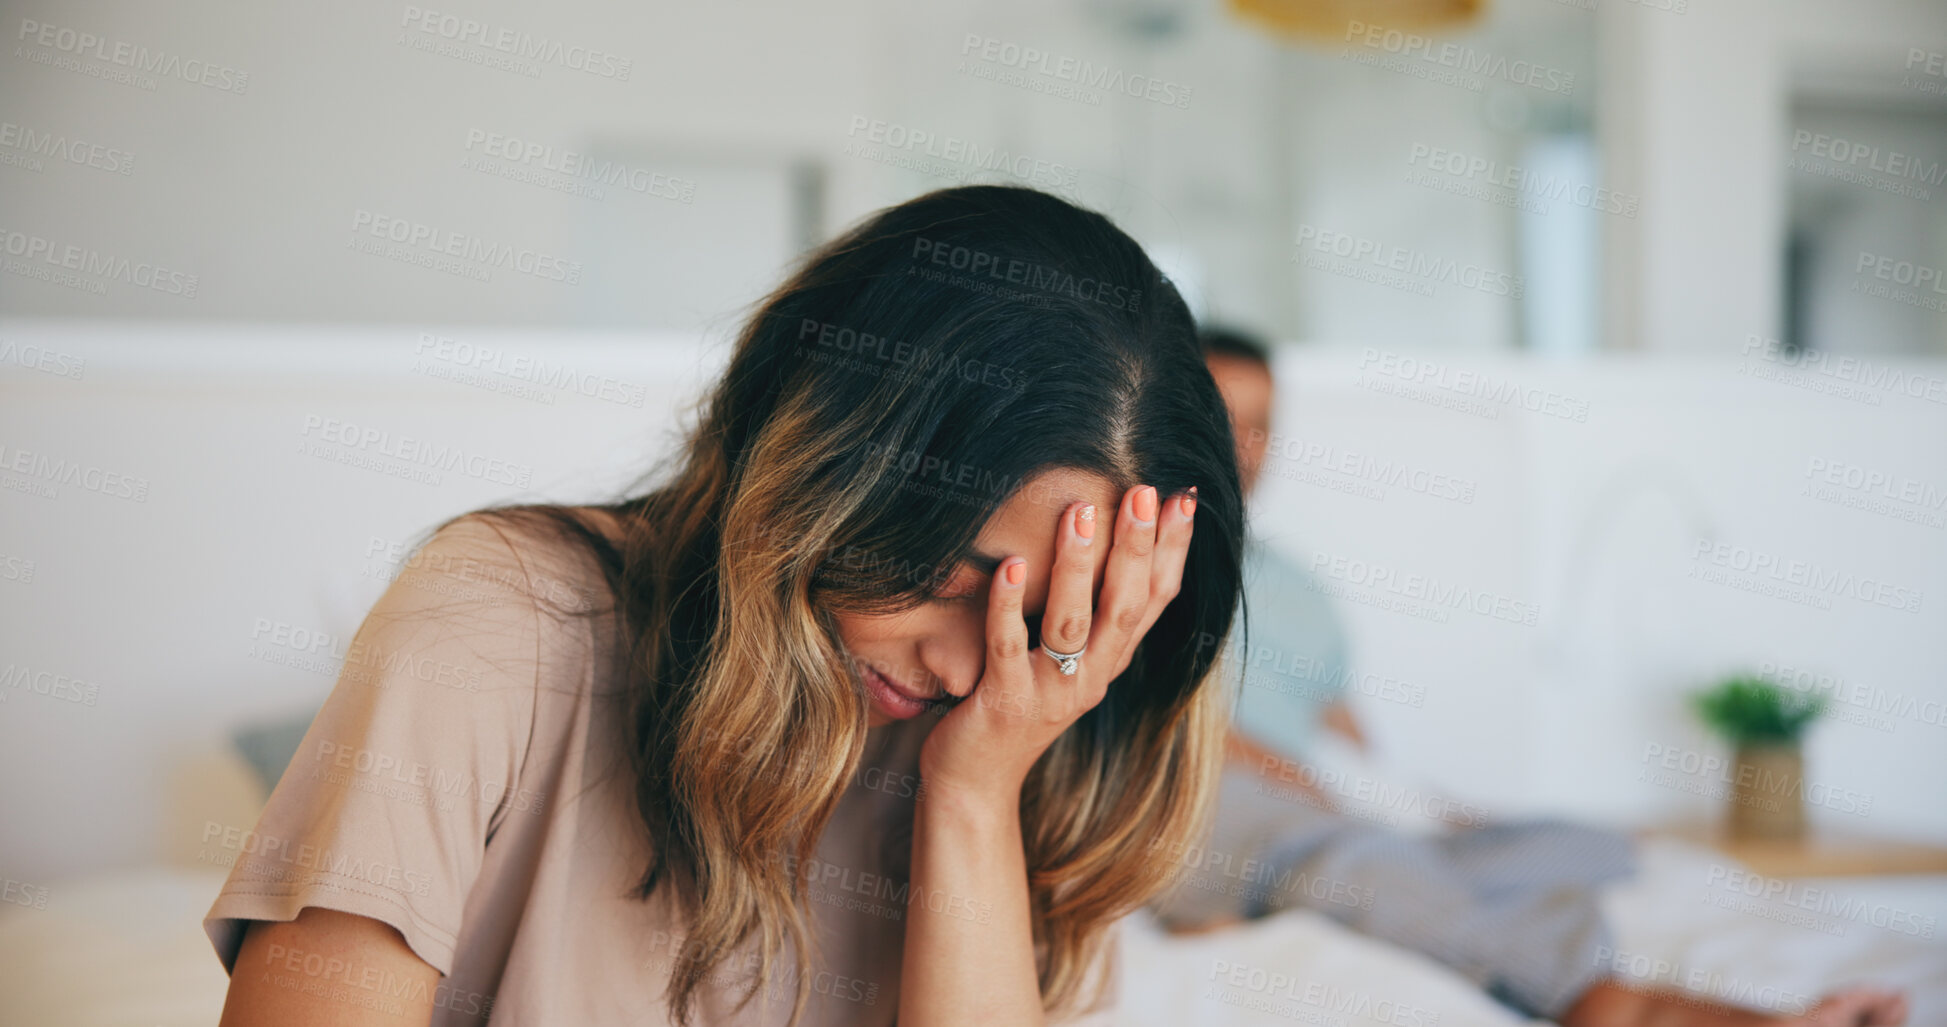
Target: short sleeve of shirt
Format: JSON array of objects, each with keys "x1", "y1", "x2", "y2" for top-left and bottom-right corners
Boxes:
[
  {"x1": 202, "y1": 513, "x2": 555, "y2": 977},
  {"x1": 1227, "y1": 538, "x2": 1354, "y2": 761}
]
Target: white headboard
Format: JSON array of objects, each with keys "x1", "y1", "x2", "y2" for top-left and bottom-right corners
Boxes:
[{"x1": 3, "y1": 321, "x2": 1944, "y2": 881}]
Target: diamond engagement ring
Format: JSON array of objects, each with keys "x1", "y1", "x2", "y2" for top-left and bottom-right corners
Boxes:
[{"x1": 1040, "y1": 641, "x2": 1085, "y2": 676}]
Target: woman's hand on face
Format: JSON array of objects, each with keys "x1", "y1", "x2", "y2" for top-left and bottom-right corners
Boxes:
[{"x1": 918, "y1": 483, "x2": 1197, "y2": 810}]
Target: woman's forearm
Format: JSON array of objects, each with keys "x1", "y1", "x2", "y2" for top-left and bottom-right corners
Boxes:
[{"x1": 898, "y1": 784, "x2": 1044, "y2": 1026}]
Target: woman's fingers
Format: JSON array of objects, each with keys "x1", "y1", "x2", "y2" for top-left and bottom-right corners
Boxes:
[
  {"x1": 1036, "y1": 501, "x2": 1097, "y2": 664},
  {"x1": 966, "y1": 485, "x2": 1192, "y2": 736},
  {"x1": 983, "y1": 555, "x2": 1032, "y2": 692},
  {"x1": 1138, "y1": 488, "x2": 1196, "y2": 637},
  {"x1": 1089, "y1": 485, "x2": 1160, "y2": 669}
]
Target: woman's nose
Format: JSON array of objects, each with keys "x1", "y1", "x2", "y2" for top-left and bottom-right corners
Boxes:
[{"x1": 919, "y1": 614, "x2": 987, "y2": 699}]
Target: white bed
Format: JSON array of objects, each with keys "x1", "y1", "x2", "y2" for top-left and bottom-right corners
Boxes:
[
  {"x1": 3, "y1": 848, "x2": 1940, "y2": 1026},
  {"x1": 1111, "y1": 839, "x2": 1947, "y2": 1026},
  {"x1": 2, "y1": 749, "x2": 1941, "y2": 1026}
]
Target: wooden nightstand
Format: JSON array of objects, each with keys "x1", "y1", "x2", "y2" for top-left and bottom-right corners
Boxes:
[{"x1": 1649, "y1": 823, "x2": 1947, "y2": 878}]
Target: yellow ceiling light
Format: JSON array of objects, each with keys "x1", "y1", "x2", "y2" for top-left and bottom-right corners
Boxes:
[{"x1": 1229, "y1": 0, "x2": 1488, "y2": 41}]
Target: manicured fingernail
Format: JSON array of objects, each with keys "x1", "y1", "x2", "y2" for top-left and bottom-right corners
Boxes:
[
  {"x1": 1004, "y1": 558, "x2": 1025, "y2": 586},
  {"x1": 1181, "y1": 489, "x2": 1197, "y2": 517},
  {"x1": 1076, "y1": 503, "x2": 1096, "y2": 542},
  {"x1": 1133, "y1": 485, "x2": 1158, "y2": 523}
]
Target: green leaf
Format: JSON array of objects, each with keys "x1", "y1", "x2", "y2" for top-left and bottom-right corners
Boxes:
[{"x1": 1689, "y1": 674, "x2": 1825, "y2": 747}]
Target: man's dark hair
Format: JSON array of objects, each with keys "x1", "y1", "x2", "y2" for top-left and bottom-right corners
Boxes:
[{"x1": 1199, "y1": 325, "x2": 1270, "y2": 368}]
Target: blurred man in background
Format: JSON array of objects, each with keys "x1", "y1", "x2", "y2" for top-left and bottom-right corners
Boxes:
[{"x1": 1151, "y1": 327, "x2": 1907, "y2": 1027}]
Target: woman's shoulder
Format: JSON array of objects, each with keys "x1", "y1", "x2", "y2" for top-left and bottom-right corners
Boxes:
[
  {"x1": 416, "y1": 504, "x2": 624, "y2": 618},
  {"x1": 358, "y1": 505, "x2": 630, "y2": 714}
]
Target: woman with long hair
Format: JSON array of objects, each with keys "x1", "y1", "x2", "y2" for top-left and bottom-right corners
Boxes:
[{"x1": 205, "y1": 184, "x2": 1245, "y2": 1025}]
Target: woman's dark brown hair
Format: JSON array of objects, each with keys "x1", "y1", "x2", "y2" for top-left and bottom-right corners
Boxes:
[{"x1": 440, "y1": 185, "x2": 1245, "y2": 1024}]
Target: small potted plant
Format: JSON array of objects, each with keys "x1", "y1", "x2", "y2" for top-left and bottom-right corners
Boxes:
[{"x1": 1690, "y1": 675, "x2": 1825, "y2": 841}]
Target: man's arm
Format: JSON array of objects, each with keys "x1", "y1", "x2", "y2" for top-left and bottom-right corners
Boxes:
[{"x1": 1319, "y1": 700, "x2": 1367, "y2": 752}]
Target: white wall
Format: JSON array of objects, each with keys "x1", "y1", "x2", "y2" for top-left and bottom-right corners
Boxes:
[
  {"x1": 0, "y1": 0, "x2": 1294, "y2": 332},
  {"x1": 0, "y1": 0, "x2": 1611, "y2": 350},
  {"x1": 1598, "y1": 0, "x2": 1947, "y2": 353}
]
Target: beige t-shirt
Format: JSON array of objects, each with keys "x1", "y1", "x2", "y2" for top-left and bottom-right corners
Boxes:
[{"x1": 203, "y1": 511, "x2": 1115, "y2": 1025}]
